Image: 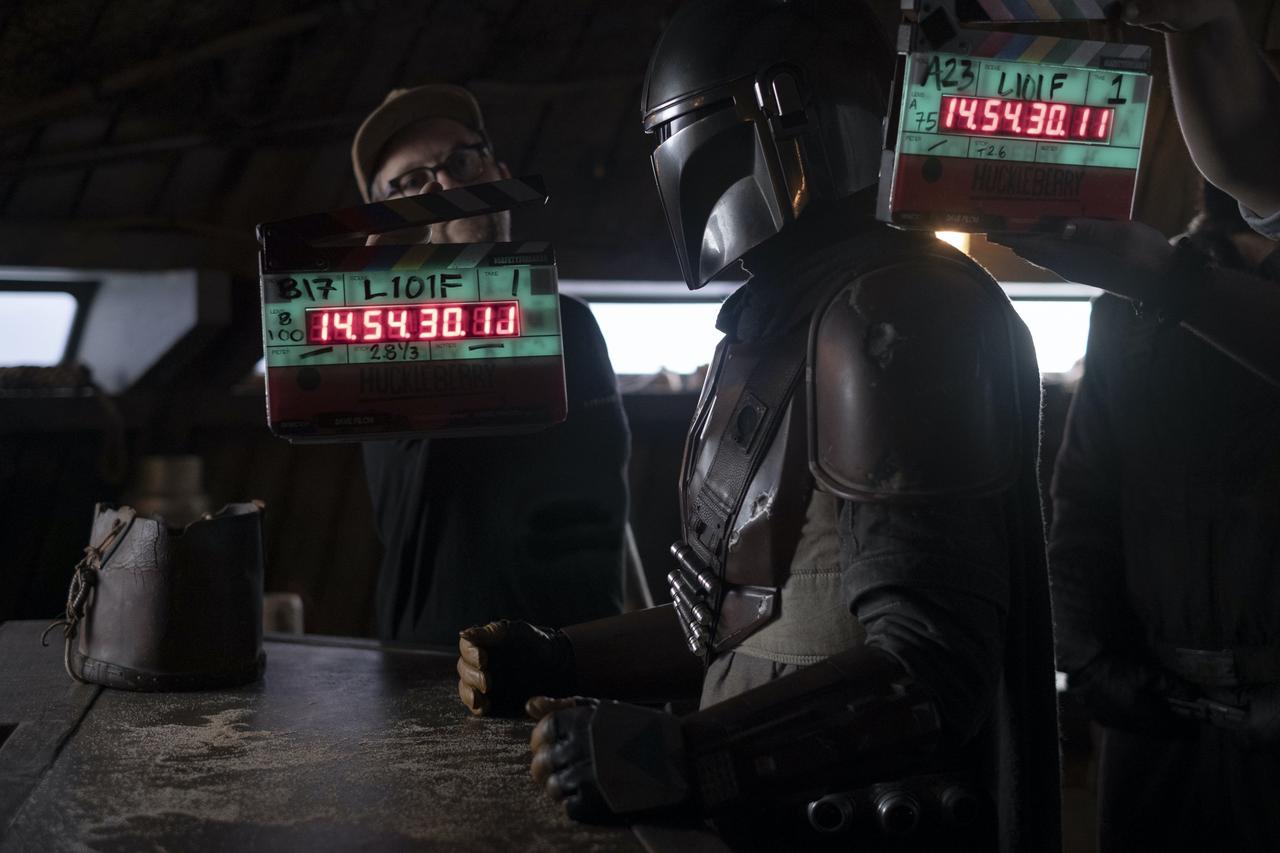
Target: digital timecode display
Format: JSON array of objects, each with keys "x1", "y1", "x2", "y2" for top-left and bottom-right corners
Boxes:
[
  {"x1": 939, "y1": 95, "x2": 1115, "y2": 143},
  {"x1": 305, "y1": 301, "x2": 520, "y2": 344}
]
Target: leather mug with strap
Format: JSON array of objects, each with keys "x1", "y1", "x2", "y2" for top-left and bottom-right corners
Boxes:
[{"x1": 44, "y1": 502, "x2": 266, "y2": 691}]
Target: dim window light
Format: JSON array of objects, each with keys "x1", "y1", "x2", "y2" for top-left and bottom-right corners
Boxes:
[
  {"x1": 0, "y1": 292, "x2": 77, "y2": 366},
  {"x1": 566, "y1": 280, "x2": 1096, "y2": 379},
  {"x1": 1007, "y1": 297, "x2": 1092, "y2": 374}
]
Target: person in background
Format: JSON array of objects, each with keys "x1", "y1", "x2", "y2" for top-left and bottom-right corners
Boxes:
[
  {"x1": 352, "y1": 85, "x2": 630, "y2": 645},
  {"x1": 1016, "y1": 176, "x2": 1280, "y2": 851},
  {"x1": 1122, "y1": 0, "x2": 1280, "y2": 236},
  {"x1": 994, "y1": 6, "x2": 1280, "y2": 848},
  {"x1": 992, "y1": 0, "x2": 1280, "y2": 386}
]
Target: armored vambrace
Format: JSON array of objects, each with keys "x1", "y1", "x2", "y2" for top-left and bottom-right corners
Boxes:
[
  {"x1": 563, "y1": 645, "x2": 941, "y2": 819},
  {"x1": 680, "y1": 645, "x2": 942, "y2": 810}
]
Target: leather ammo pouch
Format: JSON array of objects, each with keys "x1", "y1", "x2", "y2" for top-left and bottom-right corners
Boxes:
[{"x1": 47, "y1": 502, "x2": 266, "y2": 691}]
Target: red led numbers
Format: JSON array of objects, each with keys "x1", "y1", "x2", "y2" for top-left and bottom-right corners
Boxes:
[
  {"x1": 939, "y1": 96, "x2": 1114, "y2": 143},
  {"x1": 307, "y1": 301, "x2": 520, "y2": 344}
]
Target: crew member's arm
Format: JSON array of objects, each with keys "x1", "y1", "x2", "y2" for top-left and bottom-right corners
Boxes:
[
  {"x1": 993, "y1": 219, "x2": 1280, "y2": 387},
  {"x1": 526, "y1": 259, "x2": 1029, "y2": 820},
  {"x1": 1123, "y1": 0, "x2": 1280, "y2": 222},
  {"x1": 1049, "y1": 296, "x2": 1190, "y2": 724}
]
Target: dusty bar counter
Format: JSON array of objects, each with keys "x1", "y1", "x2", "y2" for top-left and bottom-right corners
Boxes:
[{"x1": 0, "y1": 622, "x2": 667, "y2": 850}]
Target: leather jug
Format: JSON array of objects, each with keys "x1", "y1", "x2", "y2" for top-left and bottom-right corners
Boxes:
[{"x1": 46, "y1": 502, "x2": 266, "y2": 690}]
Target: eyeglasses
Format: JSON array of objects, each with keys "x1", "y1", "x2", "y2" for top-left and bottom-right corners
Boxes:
[{"x1": 375, "y1": 141, "x2": 492, "y2": 200}]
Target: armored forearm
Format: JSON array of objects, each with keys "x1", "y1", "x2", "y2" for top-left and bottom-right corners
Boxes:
[
  {"x1": 681, "y1": 645, "x2": 941, "y2": 809},
  {"x1": 562, "y1": 604, "x2": 704, "y2": 704},
  {"x1": 534, "y1": 647, "x2": 944, "y2": 823}
]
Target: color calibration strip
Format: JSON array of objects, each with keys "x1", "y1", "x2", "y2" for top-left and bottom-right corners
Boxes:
[
  {"x1": 260, "y1": 176, "x2": 548, "y2": 249},
  {"x1": 903, "y1": 0, "x2": 1112, "y2": 22}
]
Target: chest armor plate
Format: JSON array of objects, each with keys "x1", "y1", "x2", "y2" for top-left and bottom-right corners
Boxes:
[{"x1": 669, "y1": 328, "x2": 814, "y2": 655}]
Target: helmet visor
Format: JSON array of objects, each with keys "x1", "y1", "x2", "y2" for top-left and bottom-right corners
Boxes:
[{"x1": 650, "y1": 99, "x2": 788, "y2": 289}]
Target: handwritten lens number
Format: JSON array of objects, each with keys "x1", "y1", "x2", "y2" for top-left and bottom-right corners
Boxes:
[
  {"x1": 913, "y1": 110, "x2": 939, "y2": 133},
  {"x1": 367, "y1": 343, "x2": 420, "y2": 361}
]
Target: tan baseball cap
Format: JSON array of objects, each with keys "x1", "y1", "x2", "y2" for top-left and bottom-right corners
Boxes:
[{"x1": 351, "y1": 84, "x2": 486, "y2": 202}]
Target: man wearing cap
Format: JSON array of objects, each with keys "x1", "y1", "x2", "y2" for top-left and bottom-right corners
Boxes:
[{"x1": 353, "y1": 84, "x2": 630, "y2": 645}]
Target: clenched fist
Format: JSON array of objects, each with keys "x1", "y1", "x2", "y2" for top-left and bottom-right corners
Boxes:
[
  {"x1": 528, "y1": 697, "x2": 691, "y2": 823},
  {"x1": 456, "y1": 620, "x2": 576, "y2": 716}
]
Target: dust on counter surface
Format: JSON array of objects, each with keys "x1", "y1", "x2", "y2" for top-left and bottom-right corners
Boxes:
[{"x1": 2, "y1": 634, "x2": 638, "y2": 853}]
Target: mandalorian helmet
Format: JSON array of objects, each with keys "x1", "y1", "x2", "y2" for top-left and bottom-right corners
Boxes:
[{"x1": 642, "y1": 0, "x2": 894, "y2": 289}]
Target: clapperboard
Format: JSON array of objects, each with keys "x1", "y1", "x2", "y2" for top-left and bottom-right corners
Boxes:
[
  {"x1": 877, "y1": 0, "x2": 1153, "y2": 232},
  {"x1": 257, "y1": 176, "x2": 567, "y2": 442}
]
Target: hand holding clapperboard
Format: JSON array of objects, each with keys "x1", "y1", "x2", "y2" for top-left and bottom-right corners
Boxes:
[
  {"x1": 878, "y1": 0, "x2": 1153, "y2": 233},
  {"x1": 257, "y1": 176, "x2": 568, "y2": 443}
]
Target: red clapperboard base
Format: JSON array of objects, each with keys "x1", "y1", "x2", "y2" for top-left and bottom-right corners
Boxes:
[
  {"x1": 888, "y1": 152, "x2": 1138, "y2": 232},
  {"x1": 267, "y1": 357, "x2": 567, "y2": 441}
]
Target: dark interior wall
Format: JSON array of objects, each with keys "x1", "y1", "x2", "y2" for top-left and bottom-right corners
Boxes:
[
  {"x1": 0, "y1": 385, "x2": 699, "y2": 636},
  {"x1": 195, "y1": 426, "x2": 382, "y2": 637},
  {"x1": 0, "y1": 391, "x2": 684, "y2": 635},
  {"x1": 1, "y1": 379, "x2": 1071, "y2": 634},
  {"x1": 1, "y1": 428, "x2": 119, "y2": 621}
]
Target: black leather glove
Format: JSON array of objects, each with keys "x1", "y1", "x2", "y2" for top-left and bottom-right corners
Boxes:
[
  {"x1": 990, "y1": 220, "x2": 1207, "y2": 320},
  {"x1": 456, "y1": 620, "x2": 576, "y2": 717},
  {"x1": 529, "y1": 700, "x2": 691, "y2": 823}
]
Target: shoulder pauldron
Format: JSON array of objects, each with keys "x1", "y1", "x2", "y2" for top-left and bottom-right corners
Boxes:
[{"x1": 807, "y1": 256, "x2": 1022, "y2": 502}]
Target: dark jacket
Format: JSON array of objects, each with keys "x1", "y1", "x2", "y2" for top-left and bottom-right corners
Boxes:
[
  {"x1": 1050, "y1": 275, "x2": 1280, "y2": 852},
  {"x1": 363, "y1": 294, "x2": 629, "y2": 645},
  {"x1": 1052, "y1": 294, "x2": 1280, "y2": 687}
]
